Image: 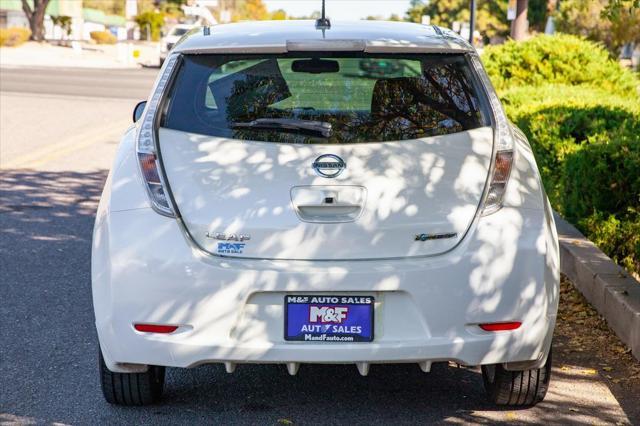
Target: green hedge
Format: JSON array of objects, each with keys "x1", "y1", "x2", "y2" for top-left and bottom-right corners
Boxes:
[
  {"x1": 500, "y1": 84, "x2": 639, "y2": 207},
  {"x1": 483, "y1": 35, "x2": 640, "y2": 276},
  {"x1": 564, "y1": 126, "x2": 640, "y2": 221},
  {"x1": 578, "y1": 211, "x2": 640, "y2": 276},
  {"x1": 501, "y1": 84, "x2": 640, "y2": 275},
  {"x1": 483, "y1": 34, "x2": 639, "y2": 97}
]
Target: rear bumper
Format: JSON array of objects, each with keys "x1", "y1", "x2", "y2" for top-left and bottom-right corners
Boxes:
[{"x1": 92, "y1": 201, "x2": 559, "y2": 371}]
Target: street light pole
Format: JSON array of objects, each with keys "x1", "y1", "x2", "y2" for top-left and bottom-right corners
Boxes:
[{"x1": 469, "y1": 0, "x2": 476, "y2": 45}]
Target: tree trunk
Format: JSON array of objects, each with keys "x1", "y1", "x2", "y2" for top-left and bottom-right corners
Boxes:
[
  {"x1": 22, "y1": 0, "x2": 51, "y2": 41},
  {"x1": 510, "y1": 0, "x2": 529, "y2": 40}
]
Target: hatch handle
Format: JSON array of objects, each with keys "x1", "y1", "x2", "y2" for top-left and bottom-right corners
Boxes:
[{"x1": 290, "y1": 185, "x2": 366, "y2": 223}]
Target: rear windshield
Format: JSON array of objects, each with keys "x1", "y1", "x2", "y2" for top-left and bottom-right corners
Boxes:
[{"x1": 162, "y1": 53, "x2": 490, "y2": 144}]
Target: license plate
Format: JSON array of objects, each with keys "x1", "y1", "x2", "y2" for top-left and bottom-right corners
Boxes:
[{"x1": 284, "y1": 295, "x2": 374, "y2": 342}]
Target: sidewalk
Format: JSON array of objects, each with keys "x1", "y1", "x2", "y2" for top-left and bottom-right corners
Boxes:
[{"x1": 0, "y1": 41, "x2": 160, "y2": 69}]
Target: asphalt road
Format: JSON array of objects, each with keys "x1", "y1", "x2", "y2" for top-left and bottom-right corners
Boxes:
[
  {"x1": 0, "y1": 67, "x2": 156, "y2": 100},
  {"x1": 0, "y1": 66, "x2": 637, "y2": 425}
]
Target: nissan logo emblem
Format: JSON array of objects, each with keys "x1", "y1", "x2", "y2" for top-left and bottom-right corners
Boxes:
[{"x1": 312, "y1": 154, "x2": 346, "y2": 178}]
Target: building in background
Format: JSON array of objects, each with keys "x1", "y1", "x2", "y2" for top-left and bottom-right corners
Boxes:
[
  {"x1": 82, "y1": 7, "x2": 126, "y2": 40},
  {"x1": 0, "y1": 0, "x2": 30, "y2": 28}
]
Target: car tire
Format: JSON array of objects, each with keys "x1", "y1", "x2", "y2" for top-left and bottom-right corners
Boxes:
[
  {"x1": 99, "y1": 349, "x2": 165, "y2": 405},
  {"x1": 481, "y1": 349, "x2": 552, "y2": 406}
]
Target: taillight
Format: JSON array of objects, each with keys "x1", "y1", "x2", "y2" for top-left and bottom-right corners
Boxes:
[
  {"x1": 138, "y1": 152, "x2": 172, "y2": 210},
  {"x1": 483, "y1": 150, "x2": 514, "y2": 215},
  {"x1": 479, "y1": 322, "x2": 522, "y2": 332},
  {"x1": 469, "y1": 54, "x2": 515, "y2": 216},
  {"x1": 134, "y1": 323, "x2": 178, "y2": 333},
  {"x1": 136, "y1": 55, "x2": 179, "y2": 217}
]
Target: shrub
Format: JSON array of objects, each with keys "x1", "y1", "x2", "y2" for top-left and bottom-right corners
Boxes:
[
  {"x1": 564, "y1": 129, "x2": 640, "y2": 221},
  {"x1": 498, "y1": 83, "x2": 640, "y2": 275},
  {"x1": 564, "y1": 131, "x2": 640, "y2": 276},
  {"x1": 564, "y1": 139, "x2": 640, "y2": 275},
  {"x1": 134, "y1": 11, "x2": 164, "y2": 41},
  {"x1": 482, "y1": 34, "x2": 640, "y2": 97},
  {"x1": 90, "y1": 31, "x2": 117, "y2": 45},
  {"x1": 483, "y1": 33, "x2": 640, "y2": 276},
  {"x1": 578, "y1": 211, "x2": 640, "y2": 276},
  {"x1": 501, "y1": 84, "x2": 639, "y2": 208},
  {"x1": 0, "y1": 27, "x2": 31, "y2": 47}
]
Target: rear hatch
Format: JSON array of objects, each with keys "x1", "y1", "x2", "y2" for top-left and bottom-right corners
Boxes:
[{"x1": 159, "y1": 53, "x2": 493, "y2": 260}]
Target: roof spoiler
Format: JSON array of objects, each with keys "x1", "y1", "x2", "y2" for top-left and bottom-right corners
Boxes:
[{"x1": 286, "y1": 39, "x2": 365, "y2": 51}]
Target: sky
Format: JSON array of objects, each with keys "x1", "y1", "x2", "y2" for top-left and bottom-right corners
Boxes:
[{"x1": 264, "y1": 0, "x2": 412, "y2": 20}]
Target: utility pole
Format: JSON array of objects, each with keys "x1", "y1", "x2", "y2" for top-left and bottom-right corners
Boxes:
[
  {"x1": 510, "y1": 0, "x2": 529, "y2": 40},
  {"x1": 469, "y1": 0, "x2": 476, "y2": 45}
]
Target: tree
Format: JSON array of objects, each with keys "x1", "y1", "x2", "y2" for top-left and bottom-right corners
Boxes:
[
  {"x1": 527, "y1": 0, "x2": 550, "y2": 31},
  {"x1": 270, "y1": 9, "x2": 287, "y2": 20},
  {"x1": 290, "y1": 11, "x2": 321, "y2": 20},
  {"x1": 234, "y1": 0, "x2": 269, "y2": 21},
  {"x1": 21, "y1": 0, "x2": 51, "y2": 41},
  {"x1": 405, "y1": 0, "x2": 426, "y2": 23},
  {"x1": 406, "y1": 0, "x2": 509, "y2": 42},
  {"x1": 602, "y1": 0, "x2": 640, "y2": 19},
  {"x1": 135, "y1": 11, "x2": 165, "y2": 41},
  {"x1": 555, "y1": 0, "x2": 640, "y2": 53},
  {"x1": 51, "y1": 15, "x2": 72, "y2": 40},
  {"x1": 364, "y1": 14, "x2": 401, "y2": 21}
]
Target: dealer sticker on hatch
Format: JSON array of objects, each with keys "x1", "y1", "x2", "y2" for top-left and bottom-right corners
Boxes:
[
  {"x1": 284, "y1": 295, "x2": 374, "y2": 342},
  {"x1": 217, "y1": 242, "x2": 245, "y2": 254}
]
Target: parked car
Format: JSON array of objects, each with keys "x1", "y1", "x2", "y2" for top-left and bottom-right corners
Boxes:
[
  {"x1": 159, "y1": 24, "x2": 195, "y2": 65},
  {"x1": 93, "y1": 20, "x2": 559, "y2": 407},
  {"x1": 359, "y1": 57, "x2": 405, "y2": 77}
]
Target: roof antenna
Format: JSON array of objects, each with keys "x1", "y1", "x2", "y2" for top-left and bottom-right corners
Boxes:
[{"x1": 315, "y1": 0, "x2": 331, "y2": 30}]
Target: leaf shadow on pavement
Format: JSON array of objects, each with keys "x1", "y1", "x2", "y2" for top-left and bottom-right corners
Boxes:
[{"x1": 0, "y1": 169, "x2": 637, "y2": 425}]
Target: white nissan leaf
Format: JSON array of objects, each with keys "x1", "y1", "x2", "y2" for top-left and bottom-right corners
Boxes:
[{"x1": 92, "y1": 19, "x2": 559, "y2": 406}]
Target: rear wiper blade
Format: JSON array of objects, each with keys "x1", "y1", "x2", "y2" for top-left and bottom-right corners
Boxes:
[{"x1": 231, "y1": 118, "x2": 332, "y2": 138}]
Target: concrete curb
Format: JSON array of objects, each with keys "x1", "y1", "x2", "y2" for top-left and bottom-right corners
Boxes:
[{"x1": 555, "y1": 213, "x2": 640, "y2": 361}]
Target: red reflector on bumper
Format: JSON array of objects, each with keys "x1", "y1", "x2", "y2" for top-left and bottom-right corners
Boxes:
[
  {"x1": 134, "y1": 324, "x2": 178, "y2": 333},
  {"x1": 479, "y1": 322, "x2": 522, "y2": 331}
]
